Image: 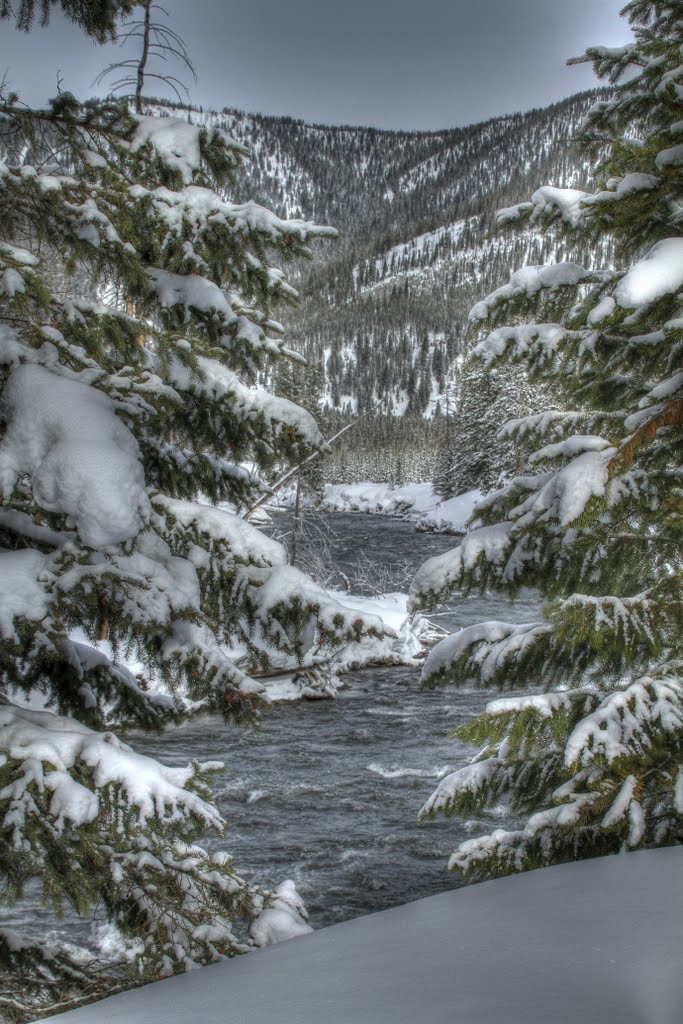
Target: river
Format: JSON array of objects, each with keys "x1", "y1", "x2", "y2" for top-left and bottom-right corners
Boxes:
[
  {"x1": 130, "y1": 512, "x2": 539, "y2": 929},
  {"x1": 2, "y1": 512, "x2": 538, "y2": 947}
]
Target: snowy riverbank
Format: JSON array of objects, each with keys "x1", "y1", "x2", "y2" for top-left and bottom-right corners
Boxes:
[
  {"x1": 42, "y1": 846, "x2": 683, "y2": 1024},
  {"x1": 61, "y1": 588, "x2": 438, "y2": 710},
  {"x1": 277, "y1": 482, "x2": 481, "y2": 534}
]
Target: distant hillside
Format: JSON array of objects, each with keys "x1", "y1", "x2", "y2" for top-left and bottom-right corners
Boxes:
[
  {"x1": 1, "y1": 89, "x2": 614, "y2": 481},
  {"x1": 146, "y1": 92, "x2": 609, "y2": 431},
  {"x1": 0, "y1": 93, "x2": 596, "y2": 482}
]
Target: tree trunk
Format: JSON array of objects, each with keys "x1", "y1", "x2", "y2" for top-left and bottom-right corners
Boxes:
[
  {"x1": 290, "y1": 476, "x2": 302, "y2": 567},
  {"x1": 135, "y1": 1, "x2": 151, "y2": 114}
]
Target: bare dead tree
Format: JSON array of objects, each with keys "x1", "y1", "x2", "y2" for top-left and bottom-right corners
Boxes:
[{"x1": 94, "y1": 1, "x2": 196, "y2": 113}]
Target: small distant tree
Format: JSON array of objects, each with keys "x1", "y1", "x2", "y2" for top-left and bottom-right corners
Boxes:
[
  {"x1": 434, "y1": 357, "x2": 537, "y2": 500},
  {"x1": 413, "y1": 0, "x2": 683, "y2": 879}
]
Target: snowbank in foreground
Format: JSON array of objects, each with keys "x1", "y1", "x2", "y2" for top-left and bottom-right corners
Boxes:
[
  {"x1": 42, "y1": 846, "x2": 683, "y2": 1024},
  {"x1": 320, "y1": 482, "x2": 481, "y2": 533}
]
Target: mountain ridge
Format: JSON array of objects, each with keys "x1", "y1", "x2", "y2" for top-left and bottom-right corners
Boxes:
[{"x1": 144, "y1": 91, "x2": 613, "y2": 479}]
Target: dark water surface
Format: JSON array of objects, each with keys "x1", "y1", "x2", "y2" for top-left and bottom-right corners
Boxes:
[
  {"x1": 131, "y1": 512, "x2": 539, "y2": 928},
  {"x1": 2, "y1": 513, "x2": 538, "y2": 946}
]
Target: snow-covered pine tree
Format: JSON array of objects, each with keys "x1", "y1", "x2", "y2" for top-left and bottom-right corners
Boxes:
[
  {"x1": 411, "y1": 0, "x2": 683, "y2": 879},
  {"x1": 433, "y1": 358, "x2": 538, "y2": 499},
  {"x1": 0, "y1": 4, "x2": 384, "y2": 1014}
]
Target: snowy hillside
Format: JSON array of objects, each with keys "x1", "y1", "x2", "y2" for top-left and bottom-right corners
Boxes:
[
  {"x1": 142, "y1": 92, "x2": 612, "y2": 428},
  {"x1": 5, "y1": 92, "x2": 615, "y2": 486}
]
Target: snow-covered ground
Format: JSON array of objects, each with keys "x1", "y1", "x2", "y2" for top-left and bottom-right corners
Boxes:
[
  {"x1": 417, "y1": 491, "x2": 482, "y2": 533},
  {"x1": 314, "y1": 482, "x2": 481, "y2": 533},
  {"x1": 41, "y1": 846, "x2": 683, "y2": 1023}
]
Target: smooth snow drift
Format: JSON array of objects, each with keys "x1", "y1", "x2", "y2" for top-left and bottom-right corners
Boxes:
[{"x1": 40, "y1": 847, "x2": 683, "y2": 1024}]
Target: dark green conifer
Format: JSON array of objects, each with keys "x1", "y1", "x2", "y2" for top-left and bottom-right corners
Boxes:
[
  {"x1": 0, "y1": 6, "x2": 382, "y2": 1016},
  {"x1": 412, "y1": 0, "x2": 683, "y2": 878}
]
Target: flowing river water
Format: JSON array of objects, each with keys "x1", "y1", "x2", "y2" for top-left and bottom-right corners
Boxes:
[
  {"x1": 132, "y1": 512, "x2": 539, "y2": 929},
  {"x1": 5, "y1": 512, "x2": 539, "y2": 947}
]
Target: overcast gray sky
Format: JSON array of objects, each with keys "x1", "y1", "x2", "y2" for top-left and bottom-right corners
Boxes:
[{"x1": 2, "y1": 0, "x2": 632, "y2": 130}]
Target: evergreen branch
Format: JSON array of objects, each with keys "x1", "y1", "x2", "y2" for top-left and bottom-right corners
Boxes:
[{"x1": 418, "y1": 0, "x2": 683, "y2": 883}]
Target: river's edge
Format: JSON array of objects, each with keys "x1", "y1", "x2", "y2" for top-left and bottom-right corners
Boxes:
[{"x1": 271, "y1": 482, "x2": 481, "y2": 535}]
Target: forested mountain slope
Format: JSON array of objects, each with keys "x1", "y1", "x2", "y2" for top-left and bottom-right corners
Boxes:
[{"x1": 144, "y1": 93, "x2": 613, "y2": 479}]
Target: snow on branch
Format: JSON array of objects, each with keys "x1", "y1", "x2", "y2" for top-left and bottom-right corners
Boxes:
[
  {"x1": 0, "y1": 243, "x2": 41, "y2": 300},
  {"x1": 130, "y1": 115, "x2": 248, "y2": 184},
  {"x1": 613, "y1": 238, "x2": 683, "y2": 309},
  {"x1": 409, "y1": 522, "x2": 514, "y2": 611},
  {"x1": 470, "y1": 323, "x2": 567, "y2": 368},
  {"x1": 158, "y1": 619, "x2": 265, "y2": 703},
  {"x1": 565, "y1": 669, "x2": 683, "y2": 769},
  {"x1": 133, "y1": 182, "x2": 337, "y2": 246},
  {"x1": 528, "y1": 434, "x2": 612, "y2": 465},
  {"x1": 0, "y1": 549, "x2": 53, "y2": 641},
  {"x1": 439, "y1": 665, "x2": 683, "y2": 878},
  {"x1": 483, "y1": 690, "x2": 580, "y2": 719},
  {"x1": 568, "y1": 43, "x2": 640, "y2": 80},
  {"x1": 525, "y1": 186, "x2": 590, "y2": 228},
  {"x1": 249, "y1": 880, "x2": 313, "y2": 947},
  {"x1": 422, "y1": 587, "x2": 666, "y2": 694},
  {"x1": 469, "y1": 264, "x2": 611, "y2": 322},
  {"x1": 411, "y1": 445, "x2": 618, "y2": 613},
  {"x1": 0, "y1": 364, "x2": 150, "y2": 548},
  {"x1": 0, "y1": 699, "x2": 223, "y2": 837},
  {"x1": 251, "y1": 564, "x2": 391, "y2": 663},
  {"x1": 421, "y1": 620, "x2": 551, "y2": 689},
  {"x1": 500, "y1": 410, "x2": 623, "y2": 445},
  {"x1": 418, "y1": 757, "x2": 502, "y2": 820},
  {"x1": 154, "y1": 496, "x2": 287, "y2": 568},
  {"x1": 583, "y1": 172, "x2": 661, "y2": 207},
  {"x1": 499, "y1": 178, "x2": 662, "y2": 231},
  {"x1": 49, "y1": 636, "x2": 176, "y2": 727},
  {"x1": 168, "y1": 355, "x2": 323, "y2": 449},
  {"x1": 147, "y1": 267, "x2": 239, "y2": 322},
  {"x1": 507, "y1": 447, "x2": 616, "y2": 527}
]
